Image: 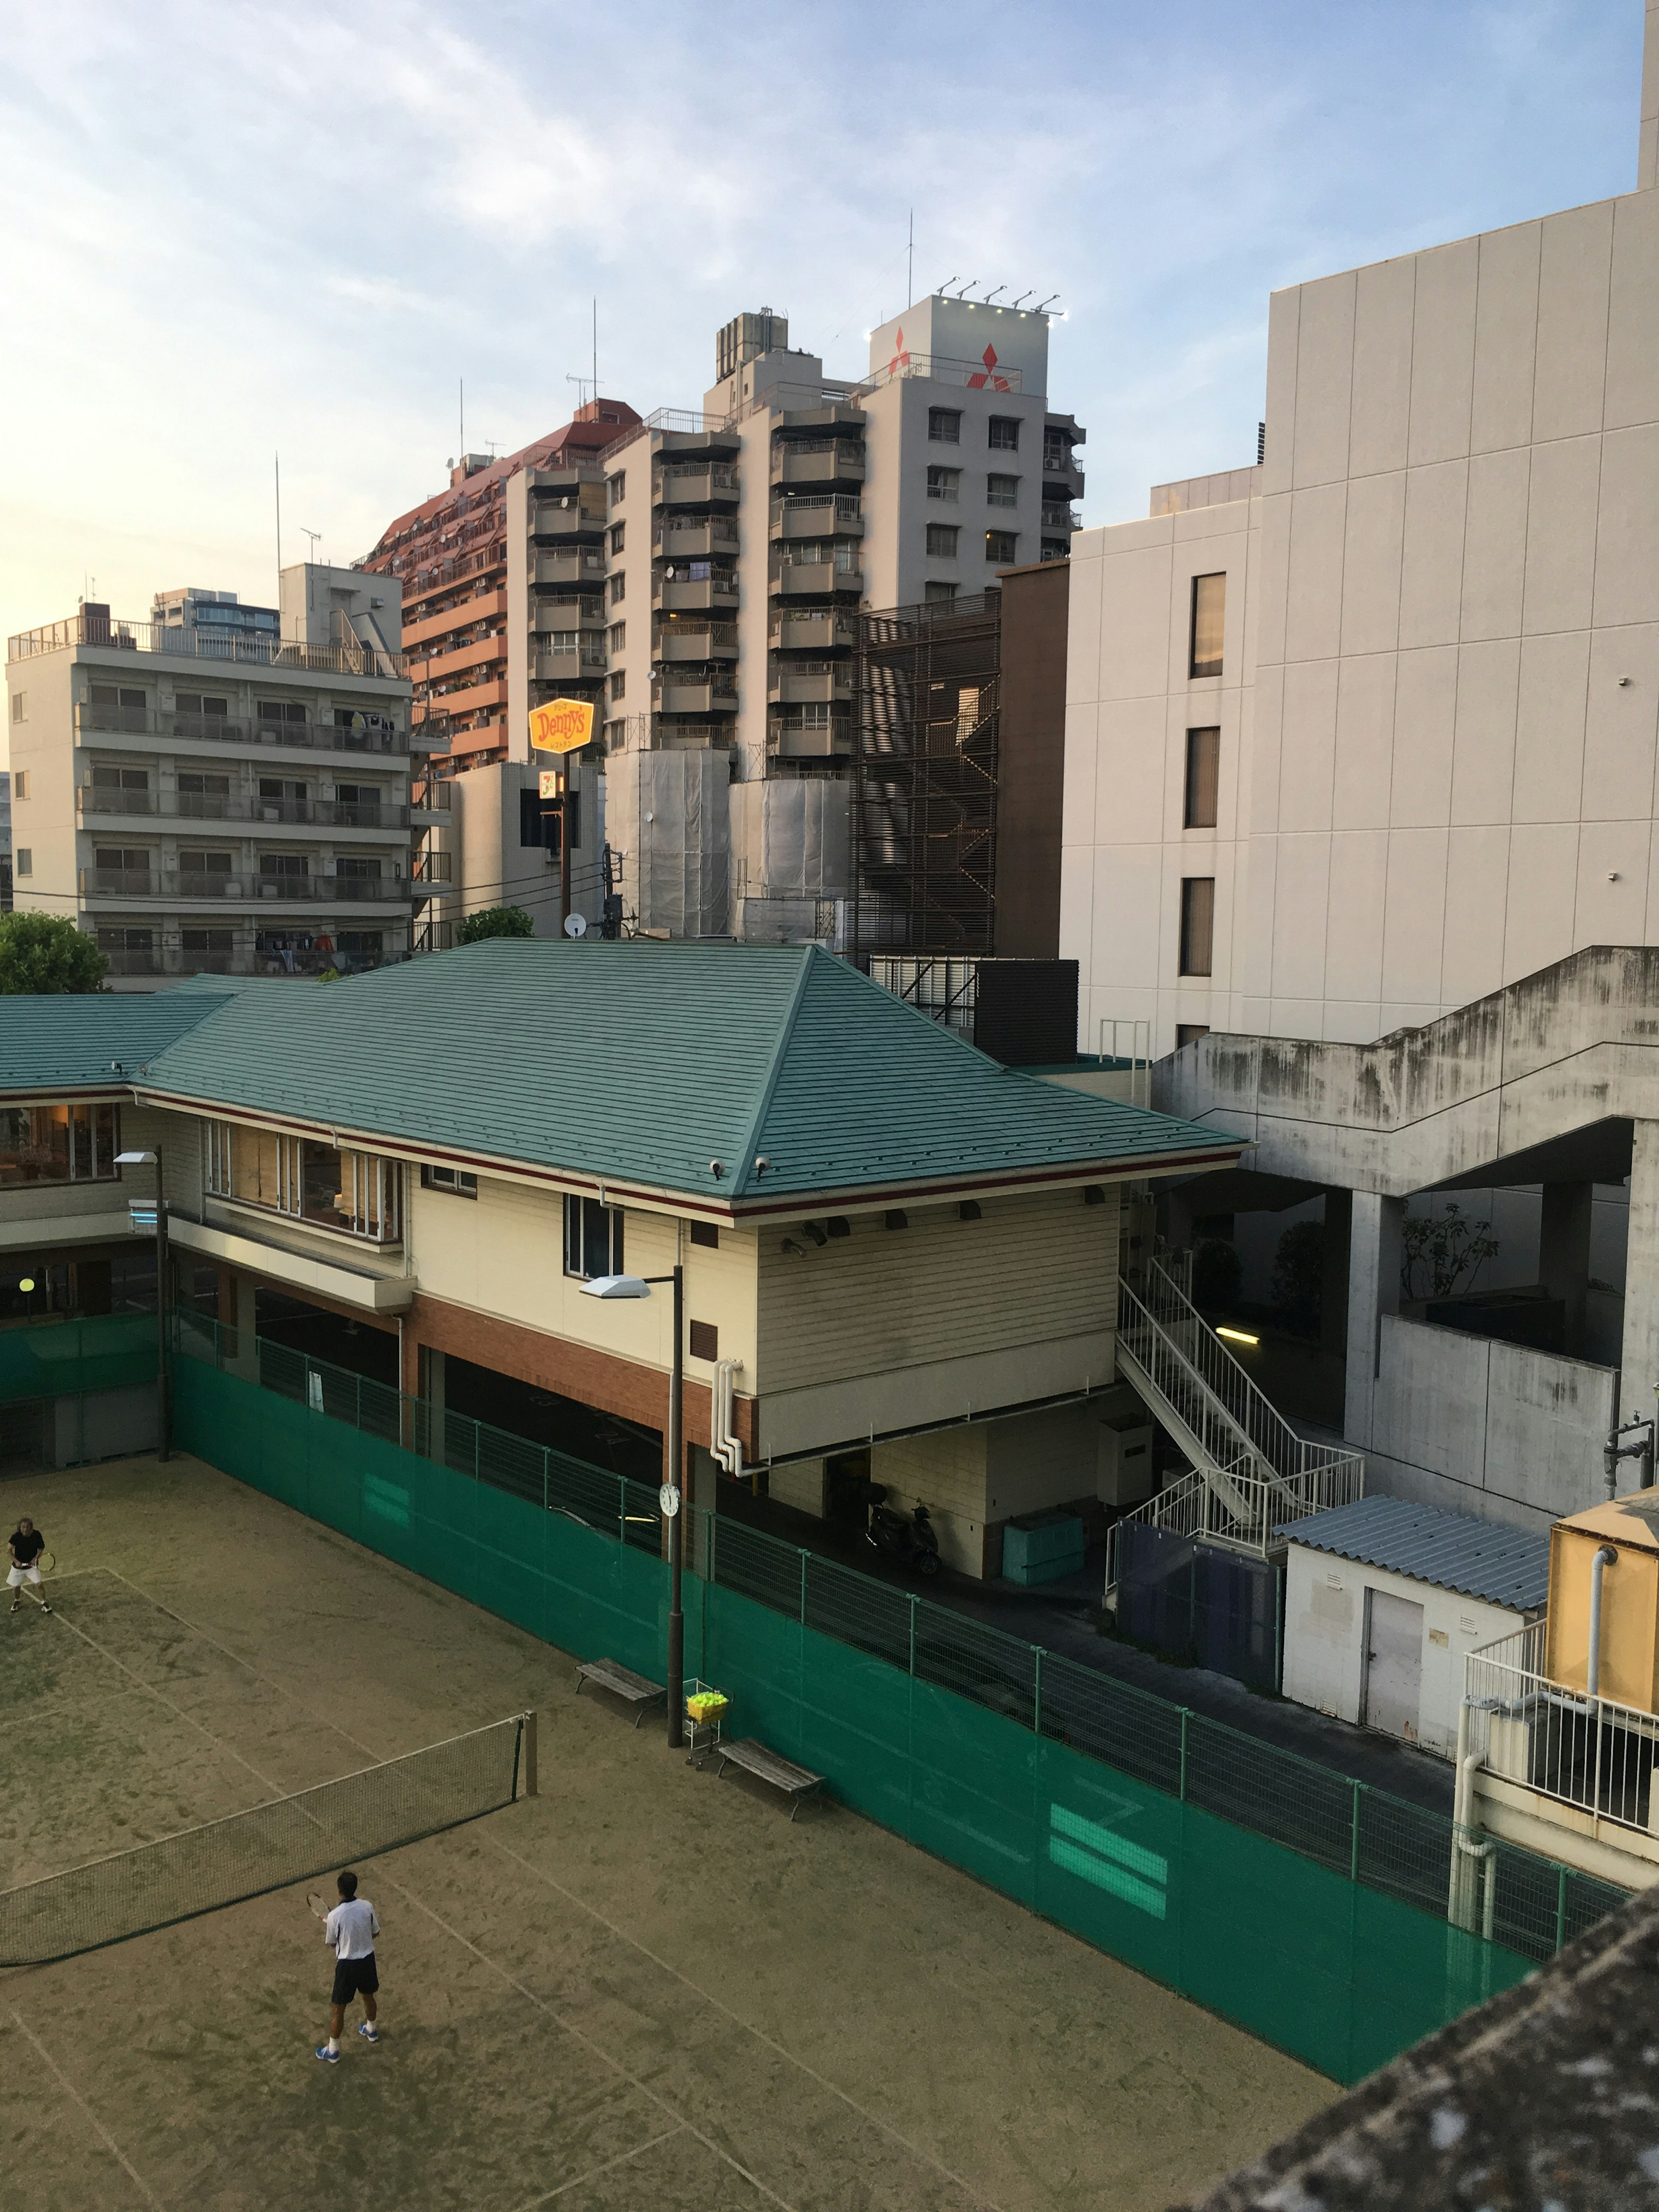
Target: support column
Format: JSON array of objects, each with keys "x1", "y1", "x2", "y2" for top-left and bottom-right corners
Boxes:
[
  {"x1": 1540, "y1": 1181, "x2": 1594, "y2": 1359},
  {"x1": 1620, "y1": 1121, "x2": 1659, "y2": 1425},
  {"x1": 1321, "y1": 1189, "x2": 1352, "y2": 1360},
  {"x1": 227, "y1": 1270, "x2": 260, "y2": 1384},
  {"x1": 1344, "y1": 1191, "x2": 1404, "y2": 1450}
]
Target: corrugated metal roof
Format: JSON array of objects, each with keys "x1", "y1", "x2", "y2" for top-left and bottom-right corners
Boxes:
[
  {"x1": 124, "y1": 940, "x2": 1240, "y2": 1203},
  {"x1": 0, "y1": 995, "x2": 230, "y2": 1093},
  {"x1": 1278, "y1": 1494, "x2": 1550, "y2": 1612}
]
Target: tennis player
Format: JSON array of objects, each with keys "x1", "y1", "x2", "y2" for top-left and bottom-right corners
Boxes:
[
  {"x1": 316, "y1": 1870, "x2": 381, "y2": 2062},
  {"x1": 7, "y1": 1518, "x2": 50, "y2": 1615}
]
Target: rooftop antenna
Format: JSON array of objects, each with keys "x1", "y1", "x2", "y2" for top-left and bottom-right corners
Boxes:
[
  {"x1": 459, "y1": 376, "x2": 464, "y2": 454},
  {"x1": 1035, "y1": 294, "x2": 1060, "y2": 313},
  {"x1": 906, "y1": 210, "x2": 914, "y2": 308},
  {"x1": 566, "y1": 373, "x2": 596, "y2": 406},
  {"x1": 593, "y1": 297, "x2": 598, "y2": 401},
  {"x1": 274, "y1": 452, "x2": 282, "y2": 582},
  {"x1": 301, "y1": 527, "x2": 322, "y2": 566}
]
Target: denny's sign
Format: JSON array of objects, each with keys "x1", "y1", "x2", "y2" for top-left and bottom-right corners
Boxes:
[{"x1": 528, "y1": 698, "x2": 595, "y2": 753}]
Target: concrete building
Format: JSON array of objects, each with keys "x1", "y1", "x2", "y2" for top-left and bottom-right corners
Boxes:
[
  {"x1": 0, "y1": 769, "x2": 11, "y2": 910},
  {"x1": 150, "y1": 586, "x2": 280, "y2": 655},
  {"x1": 3, "y1": 567, "x2": 429, "y2": 985}
]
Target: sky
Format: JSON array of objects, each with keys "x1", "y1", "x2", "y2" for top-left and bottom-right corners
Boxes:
[{"x1": 0, "y1": 0, "x2": 1643, "y2": 731}]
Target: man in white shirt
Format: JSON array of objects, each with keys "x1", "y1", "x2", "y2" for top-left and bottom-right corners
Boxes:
[{"x1": 316, "y1": 1869, "x2": 381, "y2": 2063}]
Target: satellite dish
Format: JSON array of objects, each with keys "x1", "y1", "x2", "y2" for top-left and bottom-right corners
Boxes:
[{"x1": 563, "y1": 912, "x2": 588, "y2": 938}]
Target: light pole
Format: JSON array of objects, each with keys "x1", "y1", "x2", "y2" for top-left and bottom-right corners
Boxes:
[
  {"x1": 115, "y1": 1147, "x2": 169, "y2": 1460},
  {"x1": 581, "y1": 1260, "x2": 686, "y2": 1746}
]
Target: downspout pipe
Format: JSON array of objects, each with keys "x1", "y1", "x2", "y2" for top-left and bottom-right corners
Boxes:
[{"x1": 1587, "y1": 1545, "x2": 1618, "y2": 1700}]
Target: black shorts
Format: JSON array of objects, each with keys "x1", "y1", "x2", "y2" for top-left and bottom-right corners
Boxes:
[{"x1": 331, "y1": 1953, "x2": 379, "y2": 2006}]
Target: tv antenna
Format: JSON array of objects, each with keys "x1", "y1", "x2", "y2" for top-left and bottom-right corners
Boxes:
[
  {"x1": 906, "y1": 210, "x2": 913, "y2": 307},
  {"x1": 301, "y1": 528, "x2": 322, "y2": 564},
  {"x1": 566, "y1": 374, "x2": 596, "y2": 406}
]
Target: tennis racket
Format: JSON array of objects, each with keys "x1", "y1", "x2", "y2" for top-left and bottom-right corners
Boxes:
[
  {"x1": 37, "y1": 1550, "x2": 55, "y2": 1576},
  {"x1": 306, "y1": 1890, "x2": 330, "y2": 1920}
]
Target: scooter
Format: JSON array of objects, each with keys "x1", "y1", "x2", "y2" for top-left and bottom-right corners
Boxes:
[{"x1": 864, "y1": 1484, "x2": 942, "y2": 1577}]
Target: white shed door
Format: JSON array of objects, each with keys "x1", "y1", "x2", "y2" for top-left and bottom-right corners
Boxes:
[{"x1": 1363, "y1": 1590, "x2": 1424, "y2": 1740}]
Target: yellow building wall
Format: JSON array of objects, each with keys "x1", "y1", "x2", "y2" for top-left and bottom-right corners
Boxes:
[{"x1": 1548, "y1": 1520, "x2": 1659, "y2": 1712}]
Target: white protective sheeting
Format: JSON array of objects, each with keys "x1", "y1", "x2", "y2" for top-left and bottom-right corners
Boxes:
[
  {"x1": 729, "y1": 777, "x2": 852, "y2": 904},
  {"x1": 609, "y1": 748, "x2": 731, "y2": 938}
]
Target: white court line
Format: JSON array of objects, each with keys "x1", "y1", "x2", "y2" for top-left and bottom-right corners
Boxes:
[
  {"x1": 10, "y1": 2009, "x2": 162, "y2": 2208},
  {"x1": 379, "y1": 1872, "x2": 800, "y2": 2212},
  {"x1": 510, "y1": 2123, "x2": 685, "y2": 2210}
]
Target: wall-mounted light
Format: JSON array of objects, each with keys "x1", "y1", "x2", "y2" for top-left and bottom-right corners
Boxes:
[{"x1": 1216, "y1": 1326, "x2": 1259, "y2": 1347}]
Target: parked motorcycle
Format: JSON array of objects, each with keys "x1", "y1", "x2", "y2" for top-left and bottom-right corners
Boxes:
[{"x1": 864, "y1": 1484, "x2": 942, "y2": 1577}]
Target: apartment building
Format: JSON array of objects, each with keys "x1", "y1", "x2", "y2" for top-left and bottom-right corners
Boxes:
[
  {"x1": 356, "y1": 400, "x2": 642, "y2": 943},
  {"x1": 3, "y1": 566, "x2": 432, "y2": 985},
  {"x1": 601, "y1": 297, "x2": 1085, "y2": 941}
]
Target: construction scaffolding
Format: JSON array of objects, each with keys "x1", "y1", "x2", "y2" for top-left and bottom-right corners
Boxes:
[{"x1": 854, "y1": 589, "x2": 1001, "y2": 957}]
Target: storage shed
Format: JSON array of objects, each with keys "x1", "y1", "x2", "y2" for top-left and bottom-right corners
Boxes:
[{"x1": 1280, "y1": 1496, "x2": 1550, "y2": 1757}]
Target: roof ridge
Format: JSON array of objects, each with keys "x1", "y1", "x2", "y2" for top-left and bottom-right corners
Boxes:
[{"x1": 731, "y1": 946, "x2": 819, "y2": 1198}]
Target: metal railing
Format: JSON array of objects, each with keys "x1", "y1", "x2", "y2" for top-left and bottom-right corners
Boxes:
[
  {"x1": 770, "y1": 494, "x2": 863, "y2": 521},
  {"x1": 653, "y1": 519, "x2": 740, "y2": 548},
  {"x1": 1042, "y1": 503, "x2": 1081, "y2": 530},
  {"x1": 10, "y1": 614, "x2": 406, "y2": 677},
  {"x1": 770, "y1": 614, "x2": 857, "y2": 648},
  {"x1": 656, "y1": 623, "x2": 739, "y2": 652},
  {"x1": 654, "y1": 464, "x2": 740, "y2": 496},
  {"x1": 771, "y1": 442, "x2": 866, "y2": 477},
  {"x1": 858, "y1": 350, "x2": 1024, "y2": 394},
  {"x1": 75, "y1": 705, "x2": 408, "y2": 756},
  {"x1": 1107, "y1": 1259, "x2": 1364, "y2": 1589},
  {"x1": 770, "y1": 547, "x2": 861, "y2": 572},
  {"x1": 77, "y1": 791, "x2": 406, "y2": 830},
  {"x1": 79, "y1": 868, "x2": 412, "y2": 903},
  {"x1": 1464, "y1": 1619, "x2": 1659, "y2": 1836}
]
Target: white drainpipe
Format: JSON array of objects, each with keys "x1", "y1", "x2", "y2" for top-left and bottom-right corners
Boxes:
[
  {"x1": 1587, "y1": 1545, "x2": 1618, "y2": 1699},
  {"x1": 711, "y1": 1358, "x2": 744, "y2": 1478}
]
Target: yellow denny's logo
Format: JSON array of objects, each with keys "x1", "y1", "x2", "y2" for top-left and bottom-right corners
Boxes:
[{"x1": 528, "y1": 699, "x2": 595, "y2": 753}]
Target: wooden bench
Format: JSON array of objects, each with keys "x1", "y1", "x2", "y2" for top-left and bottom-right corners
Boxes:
[
  {"x1": 574, "y1": 1658, "x2": 667, "y2": 1728},
  {"x1": 715, "y1": 1737, "x2": 826, "y2": 1820}
]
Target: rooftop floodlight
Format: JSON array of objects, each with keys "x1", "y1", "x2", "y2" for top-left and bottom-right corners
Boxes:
[{"x1": 579, "y1": 1273, "x2": 652, "y2": 1299}]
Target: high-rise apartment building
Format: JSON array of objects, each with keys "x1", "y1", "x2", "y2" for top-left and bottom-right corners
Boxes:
[{"x1": 3, "y1": 567, "x2": 429, "y2": 987}]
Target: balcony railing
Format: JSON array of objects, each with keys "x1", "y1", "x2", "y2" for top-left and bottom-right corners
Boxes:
[
  {"x1": 75, "y1": 704, "x2": 409, "y2": 756},
  {"x1": 1465, "y1": 1619, "x2": 1659, "y2": 1836},
  {"x1": 1041, "y1": 503, "x2": 1081, "y2": 530},
  {"x1": 770, "y1": 441, "x2": 866, "y2": 481},
  {"x1": 770, "y1": 613, "x2": 858, "y2": 650},
  {"x1": 655, "y1": 623, "x2": 739, "y2": 658},
  {"x1": 771, "y1": 494, "x2": 863, "y2": 529},
  {"x1": 653, "y1": 518, "x2": 740, "y2": 551},
  {"x1": 10, "y1": 613, "x2": 406, "y2": 677},
  {"x1": 653, "y1": 464, "x2": 741, "y2": 501},
  {"x1": 855, "y1": 350, "x2": 1023, "y2": 395},
  {"x1": 76, "y1": 790, "x2": 407, "y2": 830},
  {"x1": 80, "y1": 868, "x2": 412, "y2": 903},
  {"x1": 531, "y1": 550, "x2": 607, "y2": 582}
]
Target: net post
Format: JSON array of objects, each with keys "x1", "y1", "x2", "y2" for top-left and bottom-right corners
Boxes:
[
  {"x1": 521, "y1": 1710, "x2": 538, "y2": 1799},
  {"x1": 1349, "y1": 1778, "x2": 1363, "y2": 1883},
  {"x1": 1032, "y1": 1645, "x2": 1043, "y2": 1738},
  {"x1": 1178, "y1": 1708, "x2": 1189, "y2": 1802}
]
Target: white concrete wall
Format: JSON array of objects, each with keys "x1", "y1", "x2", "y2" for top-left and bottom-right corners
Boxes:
[{"x1": 1282, "y1": 1541, "x2": 1529, "y2": 1755}]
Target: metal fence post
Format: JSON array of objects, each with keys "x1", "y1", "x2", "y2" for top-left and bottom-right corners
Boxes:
[
  {"x1": 1555, "y1": 1863, "x2": 1569, "y2": 1953},
  {"x1": 909, "y1": 1593, "x2": 918, "y2": 1678},
  {"x1": 1179, "y1": 1708, "x2": 1190, "y2": 1802},
  {"x1": 799, "y1": 1548, "x2": 808, "y2": 1627},
  {"x1": 1349, "y1": 1779, "x2": 1363, "y2": 1883}
]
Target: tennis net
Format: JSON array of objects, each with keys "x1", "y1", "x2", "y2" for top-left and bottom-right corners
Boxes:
[{"x1": 0, "y1": 1711, "x2": 531, "y2": 1967}]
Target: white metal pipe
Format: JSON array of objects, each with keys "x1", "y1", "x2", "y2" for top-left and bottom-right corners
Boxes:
[{"x1": 1587, "y1": 1545, "x2": 1618, "y2": 1699}]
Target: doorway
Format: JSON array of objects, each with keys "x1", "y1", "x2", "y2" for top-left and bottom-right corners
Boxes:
[{"x1": 1362, "y1": 1588, "x2": 1424, "y2": 1740}]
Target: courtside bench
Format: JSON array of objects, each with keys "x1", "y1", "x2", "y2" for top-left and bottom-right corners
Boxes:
[
  {"x1": 574, "y1": 1658, "x2": 667, "y2": 1727},
  {"x1": 715, "y1": 1737, "x2": 826, "y2": 1820}
]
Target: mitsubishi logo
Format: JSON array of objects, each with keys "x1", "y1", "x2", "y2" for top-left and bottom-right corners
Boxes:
[
  {"x1": 886, "y1": 325, "x2": 911, "y2": 375},
  {"x1": 967, "y1": 343, "x2": 1011, "y2": 393}
]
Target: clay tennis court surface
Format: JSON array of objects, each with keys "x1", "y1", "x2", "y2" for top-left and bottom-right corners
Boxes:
[{"x1": 1, "y1": 1454, "x2": 1330, "y2": 2211}]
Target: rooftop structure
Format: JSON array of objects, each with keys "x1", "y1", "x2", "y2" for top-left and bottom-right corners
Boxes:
[{"x1": 1280, "y1": 1495, "x2": 1551, "y2": 1613}]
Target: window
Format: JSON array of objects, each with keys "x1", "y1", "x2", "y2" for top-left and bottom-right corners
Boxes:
[
  {"x1": 689, "y1": 1221, "x2": 719, "y2": 1248},
  {"x1": 986, "y1": 473, "x2": 1020, "y2": 509},
  {"x1": 1176, "y1": 1025, "x2": 1210, "y2": 1049},
  {"x1": 610, "y1": 671, "x2": 626, "y2": 702},
  {"x1": 180, "y1": 849, "x2": 233, "y2": 877},
  {"x1": 255, "y1": 699, "x2": 305, "y2": 725},
  {"x1": 926, "y1": 466, "x2": 960, "y2": 502},
  {"x1": 177, "y1": 772, "x2": 230, "y2": 801},
  {"x1": 608, "y1": 470, "x2": 626, "y2": 507},
  {"x1": 259, "y1": 852, "x2": 308, "y2": 877},
  {"x1": 924, "y1": 582, "x2": 958, "y2": 604},
  {"x1": 985, "y1": 530, "x2": 1019, "y2": 564},
  {"x1": 9, "y1": 692, "x2": 21, "y2": 723},
  {"x1": 15, "y1": 849, "x2": 30, "y2": 877},
  {"x1": 0, "y1": 1103, "x2": 120, "y2": 1187},
  {"x1": 610, "y1": 522, "x2": 626, "y2": 556},
  {"x1": 94, "y1": 845, "x2": 149, "y2": 875},
  {"x1": 928, "y1": 408, "x2": 961, "y2": 443},
  {"x1": 608, "y1": 622, "x2": 626, "y2": 651},
  {"x1": 207, "y1": 1122, "x2": 400, "y2": 1240},
  {"x1": 11, "y1": 771, "x2": 25, "y2": 799},
  {"x1": 334, "y1": 855, "x2": 382, "y2": 880},
  {"x1": 91, "y1": 684, "x2": 147, "y2": 710},
  {"x1": 988, "y1": 416, "x2": 1021, "y2": 451},
  {"x1": 1190, "y1": 573, "x2": 1225, "y2": 678},
  {"x1": 92, "y1": 765, "x2": 148, "y2": 792},
  {"x1": 177, "y1": 692, "x2": 230, "y2": 717},
  {"x1": 926, "y1": 524, "x2": 959, "y2": 558},
  {"x1": 181, "y1": 929, "x2": 233, "y2": 955},
  {"x1": 1179, "y1": 877, "x2": 1215, "y2": 977},
  {"x1": 688, "y1": 1319, "x2": 718, "y2": 1361},
  {"x1": 609, "y1": 573, "x2": 626, "y2": 606},
  {"x1": 422, "y1": 1163, "x2": 478, "y2": 1198},
  {"x1": 259, "y1": 777, "x2": 306, "y2": 801},
  {"x1": 1043, "y1": 433, "x2": 1070, "y2": 471},
  {"x1": 563, "y1": 1193, "x2": 624, "y2": 1279},
  {"x1": 1184, "y1": 727, "x2": 1220, "y2": 830}
]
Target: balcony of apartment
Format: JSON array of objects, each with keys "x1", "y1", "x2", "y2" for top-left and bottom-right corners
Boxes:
[
  {"x1": 79, "y1": 867, "x2": 413, "y2": 907},
  {"x1": 94, "y1": 935, "x2": 407, "y2": 981},
  {"x1": 655, "y1": 623, "x2": 738, "y2": 663},
  {"x1": 529, "y1": 499, "x2": 607, "y2": 545},
  {"x1": 9, "y1": 610, "x2": 407, "y2": 680},
  {"x1": 75, "y1": 702, "x2": 409, "y2": 758},
  {"x1": 650, "y1": 668, "x2": 738, "y2": 716},
  {"x1": 422, "y1": 674, "x2": 508, "y2": 719},
  {"x1": 653, "y1": 569, "x2": 739, "y2": 613},
  {"x1": 76, "y1": 788, "x2": 410, "y2": 833},
  {"x1": 769, "y1": 440, "x2": 866, "y2": 489},
  {"x1": 409, "y1": 633, "x2": 507, "y2": 686},
  {"x1": 769, "y1": 712, "x2": 853, "y2": 760},
  {"x1": 531, "y1": 595, "x2": 605, "y2": 632},
  {"x1": 403, "y1": 588, "x2": 507, "y2": 655},
  {"x1": 411, "y1": 851, "x2": 457, "y2": 900},
  {"x1": 766, "y1": 659, "x2": 854, "y2": 706},
  {"x1": 768, "y1": 547, "x2": 864, "y2": 599},
  {"x1": 651, "y1": 714, "x2": 737, "y2": 751},
  {"x1": 770, "y1": 494, "x2": 864, "y2": 543},
  {"x1": 410, "y1": 792, "x2": 452, "y2": 827},
  {"x1": 525, "y1": 463, "x2": 604, "y2": 493},
  {"x1": 652, "y1": 461, "x2": 740, "y2": 509},
  {"x1": 1040, "y1": 501, "x2": 1082, "y2": 532},
  {"x1": 769, "y1": 610, "x2": 857, "y2": 655},
  {"x1": 653, "y1": 516, "x2": 741, "y2": 560},
  {"x1": 531, "y1": 549, "x2": 607, "y2": 586},
  {"x1": 533, "y1": 636, "x2": 607, "y2": 684}
]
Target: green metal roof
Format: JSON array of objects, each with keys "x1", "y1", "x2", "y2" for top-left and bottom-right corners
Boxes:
[
  {"x1": 0, "y1": 995, "x2": 231, "y2": 1093},
  {"x1": 128, "y1": 941, "x2": 1239, "y2": 1204}
]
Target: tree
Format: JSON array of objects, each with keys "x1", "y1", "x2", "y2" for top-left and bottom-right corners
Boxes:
[
  {"x1": 456, "y1": 906, "x2": 535, "y2": 945},
  {"x1": 0, "y1": 913, "x2": 108, "y2": 994},
  {"x1": 1401, "y1": 1202, "x2": 1499, "y2": 1301},
  {"x1": 1271, "y1": 1219, "x2": 1324, "y2": 1325}
]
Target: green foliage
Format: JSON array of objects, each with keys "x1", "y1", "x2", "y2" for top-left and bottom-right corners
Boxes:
[
  {"x1": 1192, "y1": 1236, "x2": 1243, "y2": 1310},
  {"x1": 0, "y1": 912, "x2": 108, "y2": 994},
  {"x1": 456, "y1": 906, "x2": 535, "y2": 944},
  {"x1": 1271, "y1": 1219, "x2": 1325, "y2": 1322},
  {"x1": 1401, "y1": 1201, "x2": 1499, "y2": 1301}
]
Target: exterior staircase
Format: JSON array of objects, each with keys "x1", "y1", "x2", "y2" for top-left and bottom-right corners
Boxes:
[{"x1": 1107, "y1": 1258, "x2": 1364, "y2": 1596}]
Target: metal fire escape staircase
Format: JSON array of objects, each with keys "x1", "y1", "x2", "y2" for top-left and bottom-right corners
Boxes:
[{"x1": 1107, "y1": 1258, "x2": 1365, "y2": 1597}]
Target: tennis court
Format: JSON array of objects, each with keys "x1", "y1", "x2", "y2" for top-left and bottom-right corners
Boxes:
[{"x1": 0, "y1": 1453, "x2": 1331, "y2": 2211}]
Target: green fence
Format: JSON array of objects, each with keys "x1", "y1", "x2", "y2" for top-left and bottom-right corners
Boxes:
[
  {"x1": 0, "y1": 1313, "x2": 157, "y2": 1406},
  {"x1": 170, "y1": 1321, "x2": 1625, "y2": 2084}
]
